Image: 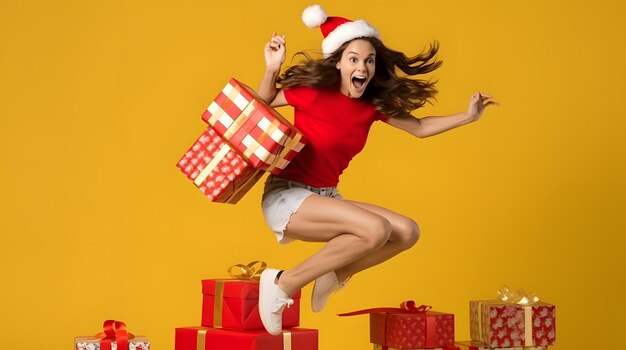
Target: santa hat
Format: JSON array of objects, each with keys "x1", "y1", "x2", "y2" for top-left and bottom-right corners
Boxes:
[{"x1": 302, "y1": 4, "x2": 381, "y2": 58}]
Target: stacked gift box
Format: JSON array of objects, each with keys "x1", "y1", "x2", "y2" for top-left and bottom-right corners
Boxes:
[
  {"x1": 455, "y1": 288, "x2": 556, "y2": 350},
  {"x1": 338, "y1": 301, "x2": 459, "y2": 350},
  {"x1": 177, "y1": 78, "x2": 306, "y2": 204},
  {"x1": 175, "y1": 262, "x2": 318, "y2": 350}
]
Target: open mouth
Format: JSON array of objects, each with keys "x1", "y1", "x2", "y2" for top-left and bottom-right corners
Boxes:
[{"x1": 352, "y1": 76, "x2": 367, "y2": 89}]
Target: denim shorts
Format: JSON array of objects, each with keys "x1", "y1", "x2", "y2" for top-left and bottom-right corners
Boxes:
[{"x1": 261, "y1": 175, "x2": 343, "y2": 244}]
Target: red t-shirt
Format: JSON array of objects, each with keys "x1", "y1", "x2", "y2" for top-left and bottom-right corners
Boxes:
[{"x1": 279, "y1": 86, "x2": 387, "y2": 187}]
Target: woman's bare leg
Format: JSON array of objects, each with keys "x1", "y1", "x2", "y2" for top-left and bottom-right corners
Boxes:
[
  {"x1": 275, "y1": 195, "x2": 393, "y2": 296},
  {"x1": 333, "y1": 200, "x2": 420, "y2": 281}
]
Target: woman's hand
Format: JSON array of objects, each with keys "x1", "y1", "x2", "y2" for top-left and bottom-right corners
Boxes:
[
  {"x1": 467, "y1": 92, "x2": 498, "y2": 122},
  {"x1": 264, "y1": 32, "x2": 286, "y2": 71}
]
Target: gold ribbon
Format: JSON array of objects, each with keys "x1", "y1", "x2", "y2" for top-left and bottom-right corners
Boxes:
[
  {"x1": 283, "y1": 330, "x2": 292, "y2": 350},
  {"x1": 212, "y1": 281, "x2": 225, "y2": 328},
  {"x1": 227, "y1": 261, "x2": 267, "y2": 281},
  {"x1": 265, "y1": 132, "x2": 303, "y2": 174},
  {"x1": 242, "y1": 117, "x2": 281, "y2": 160},
  {"x1": 193, "y1": 143, "x2": 231, "y2": 187},
  {"x1": 196, "y1": 328, "x2": 207, "y2": 350},
  {"x1": 497, "y1": 285, "x2": 539, "y2": 305},
  {"x1": 223, "y1": 101, "x2": 256, "y2": 140}
]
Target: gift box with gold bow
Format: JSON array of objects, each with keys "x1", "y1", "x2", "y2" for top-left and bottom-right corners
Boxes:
[
  {"x1": 201, "y1": 262, "x2": 301, "y2": 330},
  {"x1": 454, "y1": 340, "x2": 547, "y2": 350},
  {"x1": 201, "y1": 78, "x2": 306, "y2": 175},
  {"x1": 469, "y1": 287, "x2": 556, "y2": 347},
  {"x1": 75, "y1": 320, "x2": 150, "y2": 350},
  {"x1": 177, "y1": 127, "x2": 264, "y2": 204},
  {"x1": 174, "y1": 327, "x2": 317, "y2": 350},
  {"x1": 339, "y1": 301, "x2": 455, "y2": 349}
]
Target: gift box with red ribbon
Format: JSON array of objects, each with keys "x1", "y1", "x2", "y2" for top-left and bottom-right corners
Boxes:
[
  {"x1": 469, "y1": 287, "x2": 556, "y2": 347},
  {"x1": 200, "y1": 78, "x2": 306, "y2": 175},
  {"x1": 339, "y1": 301, "x2": 455, "y2": 349},
  {"x1": 75, "y1": 320, "x2": 150, "y2": 350},
  {"x1": 455, "y1": 340, "x2": 547, "y2": 350},
  {"x1": 177, "y1": 127, "x2": 264, "y2": 204},
  {"x1": 174, "y1": 326, "x2": 317, "y2": 350}
]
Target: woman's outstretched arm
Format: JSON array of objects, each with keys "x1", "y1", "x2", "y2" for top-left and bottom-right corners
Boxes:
[{"x1": 385, "y1": 92, "x2": 498, "y2": 138}]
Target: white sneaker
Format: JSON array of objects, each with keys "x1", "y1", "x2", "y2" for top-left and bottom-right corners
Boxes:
[
  {"x1": 259, "y1": 268, "x2": 294, "y2": 335},
  {"x1": 311, "y1": 271, "x2": 348, "y2": 313}
]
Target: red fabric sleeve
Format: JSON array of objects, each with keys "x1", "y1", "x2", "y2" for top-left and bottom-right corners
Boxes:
[{"x1": 283, "y1": 86, "x2": 318, "y2": 109}]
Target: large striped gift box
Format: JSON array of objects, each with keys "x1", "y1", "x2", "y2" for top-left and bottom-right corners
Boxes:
[{"x1": 201, "y1": 78, "x2": 305, "y2": 175}]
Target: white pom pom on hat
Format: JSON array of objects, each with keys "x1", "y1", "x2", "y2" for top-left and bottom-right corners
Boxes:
[
  {"x1": 302, "y1": 4, "x2": 327, "y2": 28},
  {"x1": 301, "y1": 4, "x2": 381, "y2": 58}
]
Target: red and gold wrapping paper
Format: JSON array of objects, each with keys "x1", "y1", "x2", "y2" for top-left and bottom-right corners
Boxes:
[
  {"x1": 469, "y1": 300, "x2": 556, "y2": 347},
  {"x1": 174, "y1": 327, "x2": 317, "y2": 350},
  {"x1": 201, "y1": 279, "x2": 301, "y2": 330},
  {"x1": 75, "y1": 336, "x2": 150, "y2": 350},
  {"x1": 455, "y1": 340, "x2": 547, "y2": 350},
  {"x1": 201, "y1": 78, "x2": 306, "y2": 175},
  {"x1": 370, "y1": 311, "x2": 455, "y2": 349},
  {"x1": 177, "y1": 127, "x2": 264, "y2": 204},
  {"x1": 374, "y1": 344, "x2": 460, "y2": 350}
]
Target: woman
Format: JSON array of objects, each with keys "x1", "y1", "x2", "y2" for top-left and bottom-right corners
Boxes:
[{"x1": 257, "y1": 5, "x2": 497, "y2": 335}]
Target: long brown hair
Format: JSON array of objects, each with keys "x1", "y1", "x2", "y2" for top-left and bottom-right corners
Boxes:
[{"x1": 278, "y1": 37, "x2": 442, "y2": 118}]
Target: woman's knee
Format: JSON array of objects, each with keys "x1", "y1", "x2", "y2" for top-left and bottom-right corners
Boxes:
[
  {"x1": 396, "y1": 218, "x2": 420, "y2": 249},
  {"x1": 360, "y1": 216, "x2": 392, "y2": 251}
]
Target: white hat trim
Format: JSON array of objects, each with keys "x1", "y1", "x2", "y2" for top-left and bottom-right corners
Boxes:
[{"x1": 321, "y1": 19, "x2": 381, "y2": 58}]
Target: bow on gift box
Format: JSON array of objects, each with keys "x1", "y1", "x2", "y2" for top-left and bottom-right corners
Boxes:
[
  {"x1": 337, "y1": 300, "x2": 432, "y2": 316},
  {"x1": 498, "y1": 285, "x2": 540, "y2": 305},
  {"x1": 209, "y1": 261, "x2": 268, "y2": 328},
  {"x1": 226, "y1": 261, "x2": 267, "y2": 281},
  {"x1": 96, "y1": 320, "x2": 134, "y2": 350}
]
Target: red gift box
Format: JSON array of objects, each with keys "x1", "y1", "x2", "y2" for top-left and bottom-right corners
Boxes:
[
  {"x1": 201, "y1": 78, "x2": 305, "y2": 175},
  {"x1": 469, "y1": 300, "x2": 556, "y2": 347},
  {"x1": 175, "y1": 327, "x2": 317, "y2": 350},
  {"x1": 455, "y1": 340, "x2": 547, "y2": 350},
  {"x1": 177, "y1": 127, "x2": 264, "y2": 204},
  {"x1": 370, "y1": 311, "x2": 455, "y2": 349},
  {"x1": 374, "y1": 344, "x2": 460, "y2": 350},
  {"x1": 201, "y1": 279, "x2": 301, "y2": 330}
]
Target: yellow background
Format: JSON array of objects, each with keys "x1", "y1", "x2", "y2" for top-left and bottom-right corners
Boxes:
[{"x1": 1, "y1": 0, "x2": 624, "y2": 349}]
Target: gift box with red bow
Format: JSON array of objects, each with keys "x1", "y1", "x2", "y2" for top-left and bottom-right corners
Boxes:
[
  {"x1": 469, "y1": 287, "x2": 556, "y2": 347},
  {"x1": 177, "y1": 127, "x2": 264, "y2": 204},
  {"x1": 454, "y1": 340, "x2": 547, "y2": 350},
  {"x1": 339, "y1": 301, "x2": 455, "y2": 349},
  {"x1": 201, "y1": 262, "x2": 301, "y2": 330},
  {"x1": 174, "y1": 326, "x2": 317, "y2": 350},
  {"x1": 200, "y1": 78, "x2": 306, "y2": 174},
  {"x1": 75, "y1": 320, "x2": 150, "y2": 350}
]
